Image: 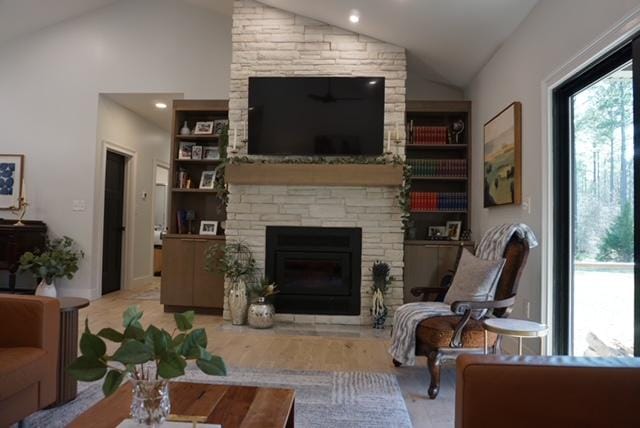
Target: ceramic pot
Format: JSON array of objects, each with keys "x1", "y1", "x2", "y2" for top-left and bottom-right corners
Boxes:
[
  {"x1": 130, "y1": 378, "x2": 170, "y2": 426},
  {"x1": 35, "y1": 279, "x2": 57, "y2": 298},
  {"x1": 228, "y1": 280, "x2": 248, "y2": 325},
  {"x1": 248, "y1": 297, "x2": 275, "y2": 329},
  {"x1": 371, "y1": 288, "x2": 388, "y2": 329}
]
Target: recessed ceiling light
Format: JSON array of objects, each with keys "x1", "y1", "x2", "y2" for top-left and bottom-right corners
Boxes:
[
  {"x1": 349, "y1": 12, "x2": 360, "y2": 24},
  {"x1": 155, "y1": 102, "x2": 167, "y2": 109}
]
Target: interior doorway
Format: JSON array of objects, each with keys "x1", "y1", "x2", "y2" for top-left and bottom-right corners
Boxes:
[
  {"x1": 102, "y1": 150, "x2": 127, "y2": 295},
  {"x1": 154, "y1": 162, "x2": 170, "y2": 276}
]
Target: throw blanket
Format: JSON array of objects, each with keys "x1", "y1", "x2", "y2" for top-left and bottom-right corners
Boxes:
[{"x1": 388, "y1": 223, "x2": 538, "y2": 366}]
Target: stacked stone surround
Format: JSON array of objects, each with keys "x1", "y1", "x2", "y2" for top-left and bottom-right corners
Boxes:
[{"x1": 225, "y1": 0, "x2": 407, "y2": 325}]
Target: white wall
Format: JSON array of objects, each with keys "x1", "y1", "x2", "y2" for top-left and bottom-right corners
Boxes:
[
  {"x1": 0, "y1": 0, "x2": 231, "y2": 299},
  {"x1": 97, "y1": 95, "x2": 170, "y2": 287},
  {"x1": 465, "y1": 0, "x2": 640, "y2": 352},
  {"x1": 406, "y1": 75, "x2": 464, "y2": 100}
]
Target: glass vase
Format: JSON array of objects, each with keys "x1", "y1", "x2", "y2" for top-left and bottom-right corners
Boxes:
[{"x1": 130, "y1": 378, "x2": 170, "y2": 427}]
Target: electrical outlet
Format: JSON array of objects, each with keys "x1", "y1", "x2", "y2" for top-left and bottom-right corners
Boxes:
[
  {"x1": 72, "y1": 200, "x2": 86, "y2": 212},
  {"x1": 522, "y1": 196, "x2": 531, "y2": 214}
]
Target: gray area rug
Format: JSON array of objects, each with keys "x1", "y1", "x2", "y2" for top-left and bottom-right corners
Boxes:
[{"x1": 24, "y1": 366, "x2": 412, "y2": 428}]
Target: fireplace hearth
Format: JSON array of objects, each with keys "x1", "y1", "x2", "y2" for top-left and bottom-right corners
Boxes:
[{"x1": 265, "y1": 226, "x2": 361, "y2": 316}]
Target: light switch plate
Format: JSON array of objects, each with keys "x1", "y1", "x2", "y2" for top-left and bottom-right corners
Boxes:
[{"x1": 72, "y1": 199, "x2": 86, "y2": 212}]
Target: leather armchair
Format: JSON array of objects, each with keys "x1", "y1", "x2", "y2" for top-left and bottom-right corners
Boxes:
[
  {"x1": 456, "y1": 354, "x2": 640, "y2": 428},
  {"x1": 0, "y1": 295, "x2": 60, "y2": 426}
]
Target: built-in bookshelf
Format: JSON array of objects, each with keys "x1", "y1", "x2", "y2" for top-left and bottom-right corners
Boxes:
[
  {"x1": 168, "y1": 100, "x2": 228, "y2": 236},
  {"x1": 405, "y1": 100, "x2": 471, "y2": 241}
]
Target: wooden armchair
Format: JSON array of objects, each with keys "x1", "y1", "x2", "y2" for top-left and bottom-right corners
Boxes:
[{"x1": 395, "y1": 234, "x2": 530, "y2": 399}]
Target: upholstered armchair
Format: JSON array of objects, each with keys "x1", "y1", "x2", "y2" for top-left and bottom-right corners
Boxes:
[{"x1": 395, "y1": 234, "x2": 530, "y2": 399}]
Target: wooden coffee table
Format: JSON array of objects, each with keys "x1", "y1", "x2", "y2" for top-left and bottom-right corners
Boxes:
[{"x1": 68, "y1": 381, "x2": 295, "y2": 428}]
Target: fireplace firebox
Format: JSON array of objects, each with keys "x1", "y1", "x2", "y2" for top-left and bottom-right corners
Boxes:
[{"x1": 265, "y1": 226, "x2": 361, "y2": 315}]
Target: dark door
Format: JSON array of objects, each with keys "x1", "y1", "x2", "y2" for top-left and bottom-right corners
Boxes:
[{"x1": 102, "y1": 151, "x2": 125, "y2": 295}]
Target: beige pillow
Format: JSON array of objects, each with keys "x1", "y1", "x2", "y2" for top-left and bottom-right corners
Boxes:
[{"x1": 444, "y1": 249, "x2": 505, "y2": 319}]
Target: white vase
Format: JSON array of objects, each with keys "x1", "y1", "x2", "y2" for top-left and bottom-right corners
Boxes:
[
  {"x1": 228, "y1": 280, "x2": 248, "y2": 325},
  {"x1": 180, "y1": 121, "x2": 190, "y2": 135},
  {"x1": 35, "y1": 279, "x2": 57, "y2": 298}
]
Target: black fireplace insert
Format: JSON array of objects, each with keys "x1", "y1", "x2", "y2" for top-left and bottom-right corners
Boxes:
[{"x1": 265, "y1": 226, "x2": 361, "y2": 315}]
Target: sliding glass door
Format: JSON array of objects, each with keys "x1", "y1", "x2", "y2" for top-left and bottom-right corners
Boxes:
[{"x1": 554, "y1": 40, "x2": 640, "y2": 356}]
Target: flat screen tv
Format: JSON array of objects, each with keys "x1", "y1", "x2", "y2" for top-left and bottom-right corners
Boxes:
[{"x1": 248, "y1": 77, "x2": 385, "y2": 156}]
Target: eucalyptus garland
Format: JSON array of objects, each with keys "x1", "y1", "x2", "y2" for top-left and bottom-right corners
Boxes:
[{"x1": 216, "y1": 147, "x2": 413, "y2": 230}]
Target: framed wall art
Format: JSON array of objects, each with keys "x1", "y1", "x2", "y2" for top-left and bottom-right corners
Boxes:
[
  {"x1": 0, "y1": 154, "x2": 24, "y2": 210},
  {"x1": 483, "y1": 102, "x2": 522, "y2": 207}
]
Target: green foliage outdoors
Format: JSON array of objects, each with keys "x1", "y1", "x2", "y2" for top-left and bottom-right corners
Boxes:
[
  {"x1": 18, "y1": 236, "x2": 84, "y2": 284},
  {"x1": 598, "y1": 203, "x2": 634, "y2": 262},
  {"x1": 67, "y1": 306, "x2": 226, "y2": 396}
]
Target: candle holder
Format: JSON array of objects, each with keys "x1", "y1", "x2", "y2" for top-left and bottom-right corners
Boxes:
[{"x1": 11, "y1": 197, "x2": 28, "y2": 226}]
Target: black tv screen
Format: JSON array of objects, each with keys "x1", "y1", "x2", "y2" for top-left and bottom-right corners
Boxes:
[{"x1": 248, "y1": 77, "x2": 385, "y2": 156}]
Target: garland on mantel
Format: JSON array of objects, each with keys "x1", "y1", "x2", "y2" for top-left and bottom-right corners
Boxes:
[{"x1": 213, "y1": 139, "x2": 412, "y2": 230}]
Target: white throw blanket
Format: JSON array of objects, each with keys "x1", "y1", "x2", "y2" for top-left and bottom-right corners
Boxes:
[{"x1": 388, "y1": 223, "x2": 538, "y2": 365}]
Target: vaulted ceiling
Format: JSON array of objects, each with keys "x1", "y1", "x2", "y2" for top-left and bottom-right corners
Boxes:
[{"x1": 0, "y1": 0, "x2": 538, "y2": 88}]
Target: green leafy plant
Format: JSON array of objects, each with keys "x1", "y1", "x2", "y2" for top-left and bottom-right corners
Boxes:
[
  {"x1": 247, "y1": 276, "x2": 279, "y2": 300},
  {"x1": 204, "y1": 240, "x2": 258, "y2": 285},
  {"x1": 67, "y1": 306, "x2": 226, "y2": 396},
  {"x1": 18, "y1": 236, "x2": 84, "y2": 284}
]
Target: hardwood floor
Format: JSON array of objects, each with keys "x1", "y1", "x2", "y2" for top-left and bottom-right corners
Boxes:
[{"x1": 80, "y1": 280, "x2": 455, "y2": 427}]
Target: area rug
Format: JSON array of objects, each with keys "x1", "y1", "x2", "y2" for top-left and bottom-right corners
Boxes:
[{"x1": 24, "y1": 366, "x2": 412, "y2": 428}]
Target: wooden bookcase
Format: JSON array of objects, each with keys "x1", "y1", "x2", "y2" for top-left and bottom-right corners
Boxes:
[
  {"x1": 405, "y1": 100, "x2": 472, "y2": 240},
  {"x1": 161, "y1": 100, "x2": 228, "y2": 314}
]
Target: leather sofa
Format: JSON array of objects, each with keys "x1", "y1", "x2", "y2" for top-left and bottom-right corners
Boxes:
[
  {"x1": 0, "y1": 295, "x2": 60, "y2": 427},
  {"x1": 456, "y1": 354, "x2": 640, "y2": 428}
]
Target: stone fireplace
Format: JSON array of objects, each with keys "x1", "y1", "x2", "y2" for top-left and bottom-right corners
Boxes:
[{"x1": 224, "y1": 0, "x2": 407, "y2": 325}]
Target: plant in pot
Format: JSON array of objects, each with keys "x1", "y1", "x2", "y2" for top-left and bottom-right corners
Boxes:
[
  {"x1": 370, "y1": 260, "x2": 393, "y2": 329},
  {"x1": 18, "y1": 236, "x2": 84, "y2": 297},
  {"x1": 204, "y1": 241, "x2": 258, "y2": 325},
  {"x1": 68, "y1": 306, "x2": 226, "y2": 426},
  {"x1": 247, "y1": 276, "x2": 278, "y2": 329}
]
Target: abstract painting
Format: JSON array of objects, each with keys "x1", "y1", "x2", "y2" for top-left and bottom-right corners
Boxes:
[
  {"x1": 0, "y1": 154, "x2": 23, "y2": 209},
  {"x1": 484, "y1": 102, "x2": 521, "y2": 207}
]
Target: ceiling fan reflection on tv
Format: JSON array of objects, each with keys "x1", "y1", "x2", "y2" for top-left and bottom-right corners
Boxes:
[{"x1": 307, "y1": 78, "x2": 363, "y2": 103}]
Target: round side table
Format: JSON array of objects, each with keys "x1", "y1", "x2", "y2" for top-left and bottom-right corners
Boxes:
[
  {"x1": 482, "y1": 318, "x2": 548, "y2": 355},
  {"x1": 54, "y1": 297, "x2": 90, "y2": 406}
]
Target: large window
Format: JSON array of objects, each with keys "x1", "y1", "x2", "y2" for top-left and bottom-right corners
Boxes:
[{"x1": 554, "y1": 40, "x2": 640, "y2": 356}]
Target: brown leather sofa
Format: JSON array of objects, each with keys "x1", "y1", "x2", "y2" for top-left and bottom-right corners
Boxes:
[
  {"x1": 0, "y1": 295, "x2": 60, "y2": 427},
  {"x1": 456, "y1": 354, "x2": 640, "y2": 428}
]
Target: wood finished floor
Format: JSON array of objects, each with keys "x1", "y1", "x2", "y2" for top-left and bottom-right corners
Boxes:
[{"x1": 78, "y1": 281, "x2": 455, "y2": 427}]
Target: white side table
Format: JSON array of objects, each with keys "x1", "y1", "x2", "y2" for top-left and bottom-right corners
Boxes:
[{"x1": 482, "y1": 318, "x2": 548, "y2": 355}]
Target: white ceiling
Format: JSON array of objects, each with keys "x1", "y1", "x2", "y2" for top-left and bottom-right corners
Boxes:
[
  {"x1": 104, "y1": 93, "x2": 184, "y2": 131},
  {"x1": 0, "y1": 0, "x2": 538, "y2": 87}
]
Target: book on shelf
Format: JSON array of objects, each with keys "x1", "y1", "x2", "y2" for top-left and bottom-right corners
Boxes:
[
  {"x1": 407, "y1": 159, "x2": 467, "y2": 177},
  {"x1": 410, "y1": 126, "x2": 449, "y2": 145},
  {"x1": 410, "y1": 192, "x2": 467, "y2": 212},
  {"x1": 177, "y1": 169, "x2": 192, "y2": 188}
]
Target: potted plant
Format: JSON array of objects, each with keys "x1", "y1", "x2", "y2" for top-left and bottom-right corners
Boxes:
[
  {"x1": 18, "y1": 236, "x2": 84, "y2": 297},
  {"x1": 371, "y1": 260, "x2": 393, "y2": 329},
  {"x1": 204, "y1": 241, "x2": 258, "y2": 325},
  {"x1": 247, "y1": 277, "x2": 278, "y2": 329},
  {"x1": 67, "y1": 306, "x2": 226, "y2": 426}
]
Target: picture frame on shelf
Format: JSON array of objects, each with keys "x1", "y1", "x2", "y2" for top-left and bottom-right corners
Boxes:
[
  {"x1": 427, "y1": 226, "x2": 447, "y2": 239},
  {"x1": 0, "y1": 154, "x2": 23, "y2": 210},
  {"x1": 191, "y1": 145, "x2": 203, "y2": 160},
  {"x1": 178, "y1": 142, "x2": 195, "y2": 159},
  {"x1": 484, "y1": 101, "x2": 522, "y2": 207},
  {"x1": 212, "y1": 119, "x2": 229, "y2": 137},
  {"x1": 199, "y1": 170, "x2": 216, "y2": 189},
  {"x1": 199, "y1": 220, "x2": 218, "y2": 235},
  {"x1": 446, "y1": 221, "x2": 462, "y2": 240},
  {"x1": 203, "y1": 146, "x2": 220, "y2": 160},
  {"x1": 194, "y1": 121, "x2": 214, "y2": 135}
]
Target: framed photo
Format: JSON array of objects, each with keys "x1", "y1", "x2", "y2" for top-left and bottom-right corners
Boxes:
[
  {"x1": 199, "y1": 170, "x2": 216, "y2": 189},
  {"x1": 0, "y1": 154, "x2": 24, "y2": 210},
  {"x1": 427, "y1": 226, "x2": 446, "y2": 239},
  {"x1": 199, "y1": 220, "x2": 218, "y2": 235},
  {"x1": 191, "y1": 145, "x2": 203, "y2": 160},
  {"x1": 203, "y1": 146, "x2": 220, "y2": 160},
  {"x1": 484, "y1": 102, "x2": 522, "y2": 207},
  {"x1": 178, "y1": 142, "x2": 195, "y2": 159},
  {"x1": 446, "y1": 221, "x2": 462, "y2": 241},
  {"x1": 213, "y1": 119, "x2": 229, "y2": 137},
  {"x1": 194, "y1": 121, "x2": 214, "y2": 135}
]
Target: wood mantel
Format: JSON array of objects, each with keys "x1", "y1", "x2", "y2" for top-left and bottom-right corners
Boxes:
[{"x1": 225, "y1": 163, "x2": 403, "y2": 186}]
